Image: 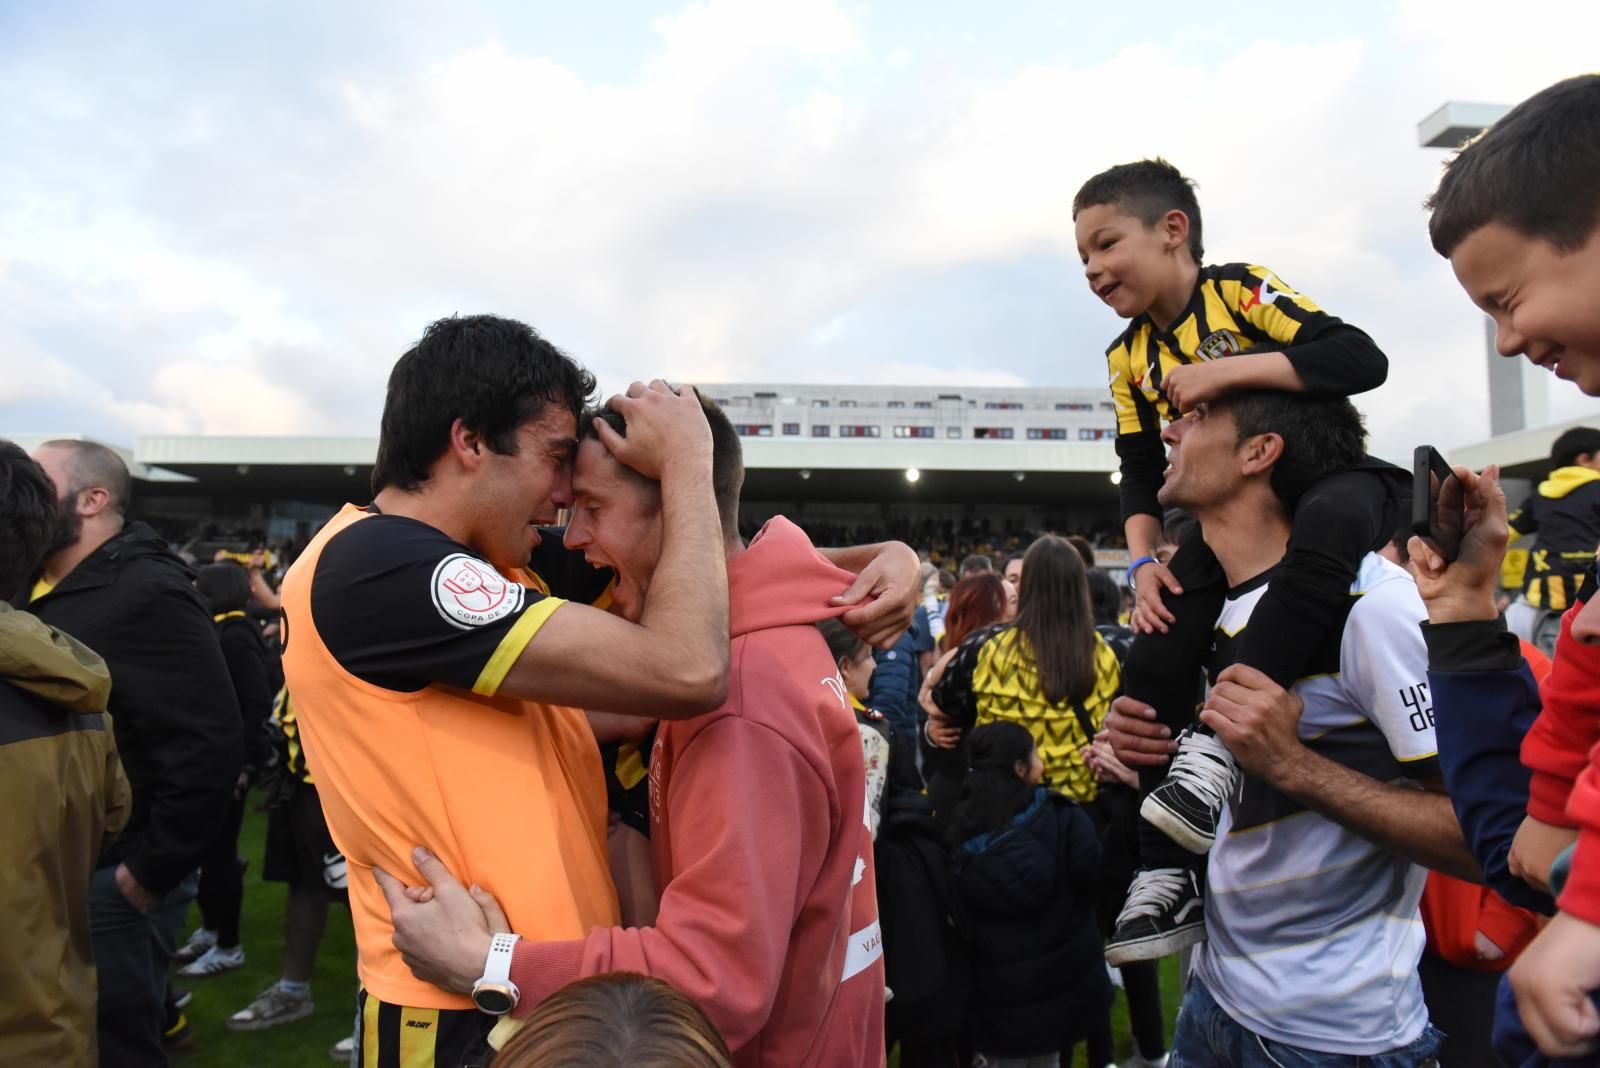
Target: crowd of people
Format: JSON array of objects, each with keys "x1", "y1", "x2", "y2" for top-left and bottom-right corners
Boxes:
[{"x1": 4, "y1": 72, "x2": 1600, "y2": 1068}]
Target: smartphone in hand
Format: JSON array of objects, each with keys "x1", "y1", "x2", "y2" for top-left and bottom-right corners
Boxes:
[{"x1": 1412, "y1": 446, "x2": 1465, "y2": 562}]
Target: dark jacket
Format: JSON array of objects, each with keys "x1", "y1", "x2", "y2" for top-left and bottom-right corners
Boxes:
[
  {"x1": 0, "y1": 603, "x2": 130, "y2": 1066},
  {"x1": 869, "y1": 605, "x2": 934, "y2": 735},
  {"x1": 30, "y1": 522, "x2": 243, "y2": 893},
  {"x1": 1509, "y1": 467, "x2": 1600, "y2": 611},
  {"x1": 953, "y1": 788, "x2": 1109, "y2": 1057},
  {"x1": 216, "y1": 613, "x2": 276, "y2": 775}
]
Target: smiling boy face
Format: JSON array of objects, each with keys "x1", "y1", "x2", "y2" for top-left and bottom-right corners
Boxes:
[{"x1": 1448, "y1": 219, "x2": 1600, "y2": 397}]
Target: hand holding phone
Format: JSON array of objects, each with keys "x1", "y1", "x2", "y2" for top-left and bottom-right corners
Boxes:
[
  {"x1": 1413, "y1": 446, "x2": 1466, "y2": 562},
  {"x1": 1406, "y1": 455, "x2": 1508, "y2": 625}
]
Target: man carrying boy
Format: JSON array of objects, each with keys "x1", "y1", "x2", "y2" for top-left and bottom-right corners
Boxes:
[
  {"x1": 1071, "y1": 159, "x2": 1405, "y2": 960},
  {"x1": 1409, "y1": 73, "x2": 1600, "y2": 1060},
  {"x1": 1110, "y1": 391, "x2": 1475, "y2": 1064}
]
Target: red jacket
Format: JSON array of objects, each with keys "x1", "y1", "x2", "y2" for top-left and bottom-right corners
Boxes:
[
  {"x1": 511, "y1": 518, "x2": 887, "y2": 1066},
  {"x1": 1522, "y1": 611, "x2": 1600, "y2": 828}
]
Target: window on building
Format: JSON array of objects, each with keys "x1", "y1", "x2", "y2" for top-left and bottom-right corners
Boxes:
[
  {"x1": 974, "y1": 427, "x2": 1015, "y2": 440},
  {"x1": 782, "y1": 422, "x2": 800, "y2": 435},
  {"x1": 893, "y1": 426, "x2": 934, "y2": 439},
  {"x1": 1077, "y1": 428, "x2": 1115, "y2": 441},
  {"x1": 840, "y1": 399, "x2": 858, "y2": 408},
  {"x1": 946, "y1": 426, "x2": 962, "y2": 438},
  {"x1": 733, "y1": 424, "x2": 773, "y2": 437},
  {"x1": 812, "y1": 399, "x2": 830, "y2": 408},
  {"x1": 812, "y1": 425, "x2": 831, "y2": 437},
  {"x1": 838, "y1": 425, "x2": 881, "y2": 438},
  {"x1": 1055, "y1": 402, "x2": 1094, "y2": 411},
  {"x1": 914, "y1": 401, "x2": 933, "y2": 409},
  {"x1": 1027, "y1": 428, "x2": 1067, "y2": 440},
  {"x1": 887, "y1": 400, "x2": 905, "y2": 409}
]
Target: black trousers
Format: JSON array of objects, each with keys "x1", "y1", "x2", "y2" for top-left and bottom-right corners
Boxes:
[{"x1": 194, "y1": 792, "x2": 248, "y2": 946}]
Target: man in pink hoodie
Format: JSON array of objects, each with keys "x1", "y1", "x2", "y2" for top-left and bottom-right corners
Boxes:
[{"x1": 375, "y1": 393, "x2": 897, "y2": 1067}]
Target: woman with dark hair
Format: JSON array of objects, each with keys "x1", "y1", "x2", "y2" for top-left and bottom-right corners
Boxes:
[
  {"x1": 928, "y1": 535, "x2": 1121, "y2": 804},
  {"x1": 172, "y1": 562, "x2": 275, "y2": 977},
  {"x1": 949, "y1": 722, "x2": 1108, "y2": 1068},
  {"x1": 493, "y1": 972, "x2": 732, "y2": 1068}
]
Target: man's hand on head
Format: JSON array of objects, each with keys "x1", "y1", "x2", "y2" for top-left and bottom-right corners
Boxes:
[
  {"x1": 1198, "y1": 664, "x2": 1306, "y2": 783},
  {"x1": 600, "y1": 381, "x2": 713, "y2": 482},
  {"x1": 1105, "y1": 695, "x2": 1178, "y2": 768},
  {"x1": 831, "y1": 541, "x2": 920, "y2": 649},
  {"x1": 372, "y1": 847, "x2": 510, "y2": 995},
  {"x1": 1408, "y1": 464, "x2": 1508, "y2": 625}
]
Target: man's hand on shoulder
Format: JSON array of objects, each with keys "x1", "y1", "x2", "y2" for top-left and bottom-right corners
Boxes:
[
  {"x1": 1199, "y1": 664, "x2": 1307, "y2": 783},
  {"x1": 829, "y1": 541, "x2": 919, "y2": 649},
  {"x1": 599, "y1": 381, "x2": 713, "y2": 481}
]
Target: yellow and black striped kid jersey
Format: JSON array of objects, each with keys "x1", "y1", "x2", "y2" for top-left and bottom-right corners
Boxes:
[{"x1": 1107, "y1": 263, "x2": 1387, "y2": 521}]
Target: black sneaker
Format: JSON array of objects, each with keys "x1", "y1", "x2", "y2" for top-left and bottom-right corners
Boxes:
[
  {"x1": 1140, "y1": 728, "x2": 1238, "y2": 853},
  {"x1": 163, "y1": 1011, "x2": 194, "y2": 1050},
  {"x1": 1105, "y1": 866, "x2": 1206, "y2": 966}
]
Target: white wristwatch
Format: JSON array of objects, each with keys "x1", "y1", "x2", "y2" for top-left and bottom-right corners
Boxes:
[{"x1": 471, "y1": 933, "x2": 521, "y2": 1015}]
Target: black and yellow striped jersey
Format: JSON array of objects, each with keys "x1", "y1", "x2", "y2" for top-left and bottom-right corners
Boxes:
[
  {"x1": 1107, "y1": 263, "x2": 1387, "y2": 521},
  {"x1": 1509, "y1": 467, "x2": 1600, "y2": 611},
  {"x1": 931, "y1": 623, "x2": 1121, "y2": 803}
]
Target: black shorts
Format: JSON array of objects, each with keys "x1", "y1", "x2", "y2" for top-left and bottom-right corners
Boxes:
[
  {"x1": 356, "y1": 989, "x2": 495, "y2": 1068},
  {"x1": 263, "y1": 780, "x2": 349, "y2": 901}
]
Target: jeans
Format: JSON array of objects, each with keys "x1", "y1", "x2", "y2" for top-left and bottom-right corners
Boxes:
[
  {"x1": 91, "y1": 866, "x2": 199, "y2": 1068},
  {"x1": 1170, "y1": 979, "x2": 1442, "y2": 1067}
]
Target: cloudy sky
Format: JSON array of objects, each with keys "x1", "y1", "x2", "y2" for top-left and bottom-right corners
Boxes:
[{"x1": 2, "y1": 0, "x2": 1596, "y2": 461}]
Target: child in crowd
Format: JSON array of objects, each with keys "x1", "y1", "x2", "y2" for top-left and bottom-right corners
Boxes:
[
  {"x1": 493, "y1": 973, "x2": 731, "y2": 1068},
  {"x1": 948, "y1": 722, "x2": 1108, "y2": 1068},
  {"x1": 820, "y1": 617, "x2": 916, "y2": 841},
  {"x1": 1072, "y1": 157, "x2": 1407, "y2": 961},
  {"x1": 1414, "y1": 73, "x2": 1600, "y2": 1062}
]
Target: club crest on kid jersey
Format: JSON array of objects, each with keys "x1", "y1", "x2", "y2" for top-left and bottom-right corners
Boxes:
[
  {"x1": 1196, "y1": 329, "x2": 1244, "y2": 362},
  {"x1": 430, "y1": 553, "x2": 524, "y2": 629}
]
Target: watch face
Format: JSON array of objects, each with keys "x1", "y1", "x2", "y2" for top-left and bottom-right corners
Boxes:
[{"x1": 472, "y1": 987, "x2": 515, "y2": 1016}]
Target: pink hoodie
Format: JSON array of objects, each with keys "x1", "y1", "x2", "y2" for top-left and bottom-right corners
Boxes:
[{"x1": 510, "y1": 517, "x2": 887, "y2": 1066}]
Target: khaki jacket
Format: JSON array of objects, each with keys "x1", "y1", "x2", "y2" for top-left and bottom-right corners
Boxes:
[{"x1": 0, "y1": 603, "x2": 130, "y2": 1066}]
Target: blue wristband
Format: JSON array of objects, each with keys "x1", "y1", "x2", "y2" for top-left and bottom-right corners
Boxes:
[{"x1": 1127, "y1": 555, "x2": 1158, "y2": 591}]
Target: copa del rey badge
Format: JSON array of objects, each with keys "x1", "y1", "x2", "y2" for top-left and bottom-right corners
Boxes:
[{"x1": 431, "y1": 553, "x2": 525, "y2": 629}]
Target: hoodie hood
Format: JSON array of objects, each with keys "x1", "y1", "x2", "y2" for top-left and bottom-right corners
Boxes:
[
  {"x1": 0, "y1": 602, "x2": 112, "y2": 714},
  {"x1": 727, "y1": 516, "x2": 856, "y2": 637},
  {"x1": 1540, "y1": 466, "x2": 1600, "y2": 500}
]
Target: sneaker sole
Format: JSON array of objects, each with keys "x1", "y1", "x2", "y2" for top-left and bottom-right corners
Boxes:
[
  {"x1": 1139, "y1": 793, "x2": 1216, "y2": 855},
  {"x1": 1105, "y1": 921, "x2": 1206, "y2": 967},
  {"x1": 177, "y1": 958, "x2": 246, "y2": 978},
  {"x1": 226, "y1": 1002, "x2": 315, "y2": 1032}
]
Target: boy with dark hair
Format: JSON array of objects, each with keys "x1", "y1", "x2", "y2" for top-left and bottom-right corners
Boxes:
[
  {"x1": 1073, "y1": 158, "x2": 1407, "y2": 960},
  {"x1": 1411, "y1": 73, "x2": 1600, "y2": 1060}
]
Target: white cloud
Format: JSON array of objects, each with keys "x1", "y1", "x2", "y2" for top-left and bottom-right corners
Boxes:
[{"x1": 2, "y1": 0, "x2": 1598, "y2": 468}]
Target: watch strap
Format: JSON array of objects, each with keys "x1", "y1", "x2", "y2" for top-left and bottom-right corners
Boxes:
[{"x1": 481, "y1": 932, "x2": 520, "y2": 985}]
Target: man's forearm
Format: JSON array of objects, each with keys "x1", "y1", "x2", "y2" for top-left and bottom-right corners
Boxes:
[
  {"x1": 816, "y1": 541, "x2": 900, "y2": 573},
  {"x1": 640, "y1": 462, "x2": 729, "y2": 686},
  {"x1": 1275, "y1": 750, "x2": 1482, "y2": 882}
]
